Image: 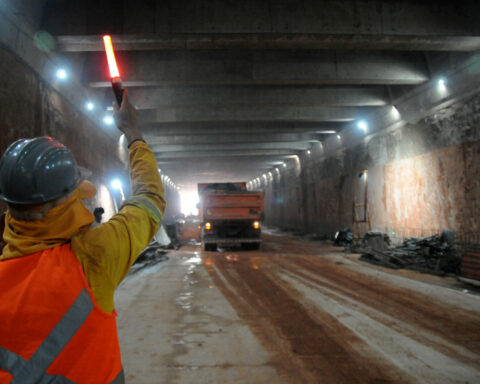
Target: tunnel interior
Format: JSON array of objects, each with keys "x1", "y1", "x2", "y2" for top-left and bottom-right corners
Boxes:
[
  {"x1": 1, "y1": 1, "x2": 480, "y2": 242},
  {"x1": 1, "y1": 2, "x2": 480, "y2": 383}
]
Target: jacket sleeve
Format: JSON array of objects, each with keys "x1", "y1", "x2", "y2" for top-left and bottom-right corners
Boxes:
[{"x1": 71, "y1": 141, "x2": 166, "y2": 313}]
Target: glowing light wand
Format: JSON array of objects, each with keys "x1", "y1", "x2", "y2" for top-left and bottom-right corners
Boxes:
[{"x1": 103, "y1": 35, "x2": 124, "y2": 106}]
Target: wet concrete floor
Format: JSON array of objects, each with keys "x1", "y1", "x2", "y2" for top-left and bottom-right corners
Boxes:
[{"x1": 115, "y1": 233, "x2": 480, "y2": 383}]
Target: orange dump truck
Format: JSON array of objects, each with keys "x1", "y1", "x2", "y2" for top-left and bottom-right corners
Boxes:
[{"x1": 198, "y1": 182, "x2": 264, "y2": 251}]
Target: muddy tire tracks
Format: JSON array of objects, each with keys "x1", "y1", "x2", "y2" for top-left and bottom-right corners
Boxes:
[{"x1": 205, "y1": 252, "x2": 414, "y2": 383}]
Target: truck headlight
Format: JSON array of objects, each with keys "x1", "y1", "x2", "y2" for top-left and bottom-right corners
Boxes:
[{"x1": 253, "y1": 221, "x2": 260, "y2": 229}]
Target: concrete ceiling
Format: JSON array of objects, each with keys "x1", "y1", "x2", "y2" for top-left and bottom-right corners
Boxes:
[{"x1": 40, "y1": 0, "x2": 480, "y2": 191}]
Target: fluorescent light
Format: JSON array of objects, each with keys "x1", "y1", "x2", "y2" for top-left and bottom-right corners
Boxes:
[
  {"x1": 111, "y1": 179, "x2": 122, "y2": 190},
  {"x1": 56, "y1": 68, "x2": 67, "y2": 80},
  {"x1": 357, "y1": 120, "x2": 368, "y2": 133},
  {"x1": 391, "y1": 105, "x2": 400, "y2": 119},
  {"x1": 103, "y1": 115, "x2": 114, "y2": 125},
  {"x1": 437, "y1": 77, "x2": 447, "y2": 95}
]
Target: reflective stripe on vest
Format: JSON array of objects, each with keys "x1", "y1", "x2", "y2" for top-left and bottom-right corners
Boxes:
[
  {"x1": 122, "y1": 195, "x2": 163, "y2": 224},
  {"x1": 0, "y1": 289, "x2": 124, "y2": 384}
]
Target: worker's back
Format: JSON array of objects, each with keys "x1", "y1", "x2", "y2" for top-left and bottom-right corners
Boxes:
[{"x1": 0, "y1": 244, "x2": 123, "y2": 383}]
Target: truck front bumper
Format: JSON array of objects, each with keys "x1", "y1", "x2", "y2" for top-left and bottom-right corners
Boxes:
[{"x1": 203, "y1": 237, "x2": 261, "y2": 244}]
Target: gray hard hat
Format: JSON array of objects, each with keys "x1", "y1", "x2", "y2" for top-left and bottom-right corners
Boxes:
[{"x1": 0, "y1": 137, "x2": 91, "y2": 205}]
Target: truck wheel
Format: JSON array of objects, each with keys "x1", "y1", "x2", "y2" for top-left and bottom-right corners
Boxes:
[
  {"x1": 249, "y1": 243, "x2": 260, "y2": 250},
  {"x1": 242, "y1": 243, "x2": 260, "y2": 250},
  {"x1": 204, "y1": 243, "x2": 217, "y2": 252}
]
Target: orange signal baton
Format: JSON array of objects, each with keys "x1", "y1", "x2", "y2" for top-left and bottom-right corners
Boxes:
[{"x1": 103, "y1": 35, "x2": 124, "y2": 106}]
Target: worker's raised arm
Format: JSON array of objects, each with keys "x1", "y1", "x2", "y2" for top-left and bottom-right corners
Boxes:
[{"x1": 71, "y1": 90, "x2": 166, "y2": 313}]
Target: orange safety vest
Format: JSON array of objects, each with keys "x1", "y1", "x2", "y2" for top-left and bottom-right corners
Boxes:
[{"x1": 0, "y1": 244, "x2": 124, "y2": 383}]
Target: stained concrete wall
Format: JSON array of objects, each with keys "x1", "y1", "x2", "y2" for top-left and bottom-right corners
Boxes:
[
  {"x1": 0, "y1": 44, "x2": 124, "y2": 218},
  {"x1": 264, "y1": 92, "x2": 480, "y2": 242},
  {"x1": 0, "y1": 41, "x2": 181, "y2": 222}
]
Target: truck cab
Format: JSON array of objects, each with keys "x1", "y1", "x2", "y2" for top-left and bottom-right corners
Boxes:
[{"x1": 198, "y1": 182, "x2": 264, "y2": 251}]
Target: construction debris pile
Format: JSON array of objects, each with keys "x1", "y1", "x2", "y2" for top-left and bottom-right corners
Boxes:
[
  {"x1": 357, "y1": 230, "x2": 461, "y2": 275},
  {"x1": 334, "y1": 227, "x2": 353, "y2": 246},
  {"x1": 130, "y1": 243, "x2": 169, "y2": 275}
]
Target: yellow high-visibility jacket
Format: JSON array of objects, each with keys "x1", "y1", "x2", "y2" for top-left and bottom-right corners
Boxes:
[{"x1": 72, "y1": 141, "x2": 166, "y2": 313}]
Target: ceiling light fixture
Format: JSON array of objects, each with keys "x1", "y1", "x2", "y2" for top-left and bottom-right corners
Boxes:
[
  {"x1": 103, "y1": 115, "x2": 114, "y2": 125},
  {"x1": 56, "y1": 68, "x2": 68, "y2": 80},
  {"x1": 357, "y1": 120, "x2": 368, "y2": 133}
]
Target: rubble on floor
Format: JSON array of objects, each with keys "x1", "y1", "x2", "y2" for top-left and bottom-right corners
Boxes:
[
  {"x1": 351, "y1": 231, "x2": 391, "y2": 252},
  {"x1": 357, "y1": 230, "x2": 461, "y2": 275},
  {"x1": 130, "y1": 243, "x2": 169, "y2": 274},
  {"x1": 334, "y1": 227, "x2": 353, "y2": 246}
]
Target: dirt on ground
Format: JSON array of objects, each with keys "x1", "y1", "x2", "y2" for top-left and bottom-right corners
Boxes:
[
  {"x1": 116, "y1": 233, "x2": 480, "y2": 383},
  {"x1": 203, "y1": 234, "x2": 480, "y2": 384}
]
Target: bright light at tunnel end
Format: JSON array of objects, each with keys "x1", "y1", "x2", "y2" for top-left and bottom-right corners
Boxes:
[{"x1": 180, "y1": 191, "x2": 199, "y2": 216}]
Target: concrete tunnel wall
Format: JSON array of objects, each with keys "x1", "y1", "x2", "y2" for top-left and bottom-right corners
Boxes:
[
  {"x1": 0, "y1": 45, "x2": 122, "y2": 218},
  {"x1": 0, "y1": 35, "x2": 181, "y2": 221},
  {"x1": 263, "y1": 93, "x2": 480, "y2": 243}
]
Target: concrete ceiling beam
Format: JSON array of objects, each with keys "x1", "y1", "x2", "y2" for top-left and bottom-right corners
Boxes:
[
  {"x1": 145, "y1": 132, "x2": 319, "y2": 145},
  {"x1": 138, "y1": 106, "x2": 362, "y2": 123},
  {"x1": 56, "y1": 34, "x2": 480, "y2": 52},
  {"x1": 141, "y1": 121, "x2": 342, "y2": 136},
  {"x1": 154, "y1": 149, "x2": 300, "y2": 160},
  {"x1": 83, "y1": 50, "x2": 429, "y2": 86},
  {"x1": 123, "y1": 86, "x2": 387, "y2": 107},
  {"x1": 149, "y1": 141, "x2": 311, "y2": 153}
]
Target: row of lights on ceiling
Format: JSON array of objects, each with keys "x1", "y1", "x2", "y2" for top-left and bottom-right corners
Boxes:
[
  {"x1": 248, "y1": 163, "x2": 287, "y2": 188},
  {"x1": 56, "y1": 66, "x2": 446, "y2": 133},
  {"x1": 334, "y1": 77, "x2": 447, "y2": 142},
  {"x1": 159, "y1": 169, "x2": 181, "y2": 191},
  {"x1": 56, "y1": 69, "x2": 183, "y2": 192},
  {"x1": 249, "y1": 77, "x2": 448, "y2": 188},
  {"x1": 56, "y1": 65, "x2": 448, "y2": 173},
  {"x1": 107, "y1": 171, "x2": 179, "y2": 205},
  {"x1": 55, "y1": 68, "x2": 116, "y2": 126}
]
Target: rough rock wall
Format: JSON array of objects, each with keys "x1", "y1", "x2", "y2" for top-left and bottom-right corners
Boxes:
[
  {"x1": 264, "y1": 92, "x2": 480, "y2": 241},
  {"x1": 0, "y1": 45, "x2": 122, "y2": 218}
]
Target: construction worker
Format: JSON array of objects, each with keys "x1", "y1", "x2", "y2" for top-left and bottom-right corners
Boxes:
[{"x1": 0, "y1": 90, "x2": 165, "y2": 383}]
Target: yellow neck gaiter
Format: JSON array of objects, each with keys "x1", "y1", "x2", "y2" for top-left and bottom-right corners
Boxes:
[{"x1": 1, "y1": 189, "x2": 95, "y2": 260}]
